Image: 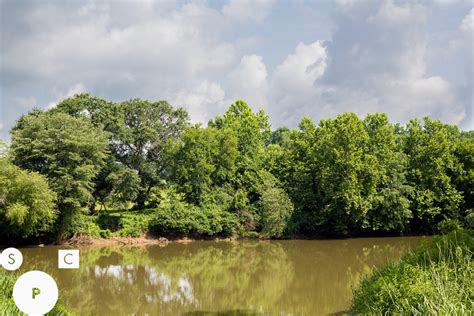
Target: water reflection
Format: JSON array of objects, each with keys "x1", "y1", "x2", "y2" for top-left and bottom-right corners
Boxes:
[{"x1": 18, "y1": 237, "x2": 425, "y2": 315}]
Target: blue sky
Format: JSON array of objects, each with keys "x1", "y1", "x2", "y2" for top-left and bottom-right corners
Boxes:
[{"x1": 0, "y1": 0, "x2": 472, "y2": 142}]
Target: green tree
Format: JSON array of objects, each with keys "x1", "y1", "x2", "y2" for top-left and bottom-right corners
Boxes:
[
  {"x1": 404, "y1": 118, "x2": 462, "y2": 232},
  {"x1": 0, "y1": 158, "x2": 57, "y2": 239},
  {"x1": 258, "y1": 172, "x2": 294, "y2": 238},
  {"x1": 453, "y1": 131, "x2": 474, "y2": 214},
  {"x1": 107, "y1": 99, "x2": 189, "y2": 208},
  {"x1": 166, "y1": 125, "x2": 238, "y2": 205},
  {"x1": 210, "y1": 100, "x2": 271, "y2": 198},
  {"x1": 363, "y1": 113, "x2": 412, "y2": 232},
  {"x1": 10, "y1": 112, "x2": 108, "y2": 236}
]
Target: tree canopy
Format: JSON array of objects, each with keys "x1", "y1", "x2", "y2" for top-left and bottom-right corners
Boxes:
[{"x1": 2, "y1": 94, "x2": 472, "y2": 240}]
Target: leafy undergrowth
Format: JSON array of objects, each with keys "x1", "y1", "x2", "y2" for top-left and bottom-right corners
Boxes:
[
  {"x1": 0, "y1": 270, "x2": 74, "y2": 316},
  {"x1": 350, "y1": 230, "x2": 474, "y2": 315}
]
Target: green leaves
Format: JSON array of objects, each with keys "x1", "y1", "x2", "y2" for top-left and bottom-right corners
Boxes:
[
  {"x1": 0, "y1": 159, "x2": 57, "y2": 238},
  {"x1": 404, "y1": 118, "x2": 463, "y2": 232},
  {"x1": 10, "y1": 111, "x2": 108, "y2": 235}
]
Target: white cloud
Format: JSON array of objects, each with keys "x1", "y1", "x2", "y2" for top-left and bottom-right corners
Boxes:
[
  {"x1": 228, "y1": 55, "x2": 268, "y2": 108},
  {"x1": 47, "y1": 83, "x2": 86, "y2": 109},
  {"x1": 0, "y1": 0, "x2": 471, "y2": 140},
  {"x1": 222, "y1": 0, "x2": 276, "y2": 23},
  {"x1": 1, "y1": 2, "x2": 235, "y2": 95},
  {"x1": 173, "y1": 81, "x2": 226, "y2": 124},
  {"x1": 460, "y1": 8, "x2": 473, "y2": 33},
  {"x1": 269, "y1": 41, "x2": 327, "y2": 124},
  {"x1": 317, "y1": 0, "x2": 466, "y2": 126}
]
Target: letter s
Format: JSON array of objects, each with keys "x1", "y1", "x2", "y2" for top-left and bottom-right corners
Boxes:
[{"x1": 8, "y1": 253, "x2": 15, "y2": 265}]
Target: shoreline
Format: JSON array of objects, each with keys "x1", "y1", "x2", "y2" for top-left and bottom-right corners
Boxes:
[
  {"x1": 0, "y1": 231, "x2": 430, "y2": 248},
  {"x1": 2, "y1": 234, "x2": 428, "y2": 248}
]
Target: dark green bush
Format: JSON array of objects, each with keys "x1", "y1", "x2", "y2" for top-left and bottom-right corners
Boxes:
[
  {"x1": 99, "y1": 229, "x2": 113, "y2": 239},
  {"x1": 437, "y1": 218, "x2": 462, "y2": 234}
]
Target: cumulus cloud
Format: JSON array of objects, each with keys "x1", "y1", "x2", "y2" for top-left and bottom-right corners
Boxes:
[
  {"x1": 173, "y1": 81, "x2": 226, "y2": 124},
  {"x1": 316, "y1": 0, "x2": 466, "y2": 125},
  {"x1": 460, "y1": 8, "x2": 473, "y2": 33},
  {"x1": 222, "y1": 0, "x2": 276, "y2": 23},
  {"x1": 228, "y1": 55, "x2": 268, "y2": 108},
  {"x1": 0, "y1": 0, "x2": 471, "y2": 143},
  {"x1": 269, "y1": 41, "x2": 327, "y2": 124}
]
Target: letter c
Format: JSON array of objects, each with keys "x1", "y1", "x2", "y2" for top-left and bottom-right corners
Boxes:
[{"x1": 64, "y1": 253, "x2": 73, "y2": 265}]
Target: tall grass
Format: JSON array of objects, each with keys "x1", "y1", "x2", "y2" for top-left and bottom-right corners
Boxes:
[
  {"x1": 0, "y1": 270, "x2": 74, "y2": 316},
  {"x1": 350, "y1": 230, "x2": 473, "y2": 315}
]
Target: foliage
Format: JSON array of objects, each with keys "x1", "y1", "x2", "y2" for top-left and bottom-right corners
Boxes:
[
  {"x1": 149, "y1": 187, "x2": 237, "y2": 237},
  {"x1": 10, "y1": 111, "x2": 108, "y2": 236},
  {"x1": 117, "y1": 212, "x2": 152, "y2": 237},
  {"x1": 4, "y1": 95, "x2": 473, "y2": 239},
  {"x1": 350, "y1": 231, "x2": 474, "y2": 314},
  {"x1": 437, "y1": 218, "x2": 463, "y2": 234},
  {"x1": 276, "y1": 113, "x2": 413, "y2": 235},
  {"x1": 0, "y1": 270, "x2": 75, "y2": 315},
  {"x1": 65, "y1": 213, "x2": 102, "y2": 238},
  {"x1": 54, "y1": 94, "x2": 189, "y2": 208},
  {"x1": 404, "y1": 118, "x2": 463, "y2": 233},
  {"x1": 0, "y1": 158, "x2": 57, "y2": 239},
  {"x1": 258, "y1": 172, "x2": 294, "y2": 238},
  {"x1": 210, "y1": 100, "x2": 270, "y2": 197},
  {"x1": 165, "y1": 125, "x2": 238, "y2": 205}
]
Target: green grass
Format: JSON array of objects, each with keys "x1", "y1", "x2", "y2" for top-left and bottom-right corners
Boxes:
[
  {"x1": 350, "y1": 230, "x2": 474, "y2": 315},
  {"x1": 0, "y1": 270, "x2": 74, "y2": 316}
]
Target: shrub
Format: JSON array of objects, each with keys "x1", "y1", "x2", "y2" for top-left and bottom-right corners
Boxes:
[
  {"x1": 437, "y1": 218, "x2": 462, "y2": 234},
  {"x1": 66, "y1": 213, "x2": 101, "y2": 238},
  {"x1": 100, "y1": 229, "x2": 113, "y2": 239},
  {"x1": 118, "y1": 213, "x2": 152, "y2": 237},
  {"x1": 149, "y1": 187, "x2": 237, "y2": 237},
  {"x1": 0, "y1": 159, "x2": 57, "y2": 239},
  {"x1": 350, "y1": 231, "x2": 474, "y2": 315},
  {"x1": 465, "y1": 210, "x2": 474, "y2": 229}
]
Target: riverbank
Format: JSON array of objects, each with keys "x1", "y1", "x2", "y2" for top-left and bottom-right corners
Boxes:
[
  {"x1": 62, "y1": 235, "x2": 236, "y2": 247},
  {"x1": 349, "y1": 230, "x2": 473, "y2": 314}
]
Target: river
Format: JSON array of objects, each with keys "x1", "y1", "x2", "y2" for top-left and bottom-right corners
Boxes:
[{"x1": 17, "y1": 237, "x2": 426, "y2": 315}]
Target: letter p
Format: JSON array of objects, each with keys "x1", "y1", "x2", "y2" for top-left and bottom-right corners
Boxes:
[{"x1": 32, "y1": 287, "x2": 41, "y2": 299}]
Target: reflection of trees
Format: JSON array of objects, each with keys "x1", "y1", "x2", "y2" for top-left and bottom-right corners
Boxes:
[
  {"x1": 17, "y1": 237, "x2": 424, "y2": 316},
  {"x1": 278, "y1": 237, "x2": 425, "y2": 315}
]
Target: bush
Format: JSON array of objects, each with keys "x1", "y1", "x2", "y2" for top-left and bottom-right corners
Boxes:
[
  {"x1": 437, "y1": 218, "x2": 462, "y2": 234},
  {"x1": 258, "y1": 172, "x2": 294, "y2": 238},
  {"x1": 350, "y1": 231, "x2": 474, "y2": 315},
  {"x1": 0, "y1": 270, "x2": 74, "y2": 315},
  {"x1": 0, "y1": 159, "x2": 58, "y2": 239},
  {"x1": 118, "y1": 212, "x2": 152, "y2": 237},
  {"x1": 99, "y1": 229, "x2": 113, "y2": 239},
  {"x1": 66, "y1": 213, "x2": 101, "y2": 238},
  {"x1": 149, "y1": 187, "x2": 237, "y2": 237},
  {"x1": 465, "y1": 210, "x2": 474, "y2": 229}
]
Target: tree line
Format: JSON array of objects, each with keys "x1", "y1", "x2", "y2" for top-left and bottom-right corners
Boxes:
[{"x1": 0, "y1": 94, "x2": 472, "y2": 241}]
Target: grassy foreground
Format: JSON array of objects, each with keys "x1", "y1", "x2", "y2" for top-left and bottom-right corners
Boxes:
[
  {"x1": 0, "y1": 270, "x2": 74, "y2": 316},
  {"x1": 350, "y1": 230, "x2": 473, "y2": 314}
]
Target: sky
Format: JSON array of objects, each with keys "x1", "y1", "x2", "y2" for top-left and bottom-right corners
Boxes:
[{"x1": 0, "y1": 0, "x2": 473, "y2": 142}]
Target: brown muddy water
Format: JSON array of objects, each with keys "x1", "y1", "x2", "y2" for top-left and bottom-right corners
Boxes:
[{"x1": 17, "y1": 237, "x2": 426, "y2": 315}]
